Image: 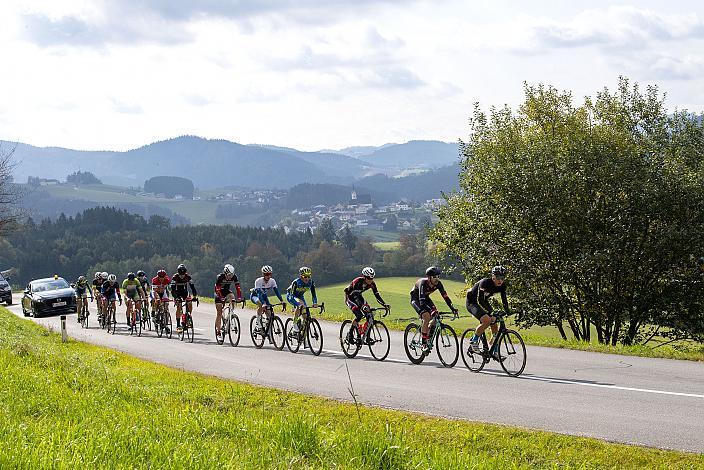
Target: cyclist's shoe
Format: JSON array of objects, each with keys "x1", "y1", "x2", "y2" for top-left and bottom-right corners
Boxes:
[
  {"x1": 77, "y1": 315, "x2": 82, "y2": 323},
  {"x1": 469, "y1": 340, "x2": 482, "y2": 354},
  {"x1": 491, "y1": 351, "x2": 505, "y2": 363},
  {"x1": 176, "y1": 326, "x2": 183, "y2": 334},
  {"x1": 215, "y1": 329, "x2": 222, "y2": 338},
  {"x1": 346, "y1": 329, "x2": 355, "y2": 345},
  {"x1": 421, "y1": 341, "x2": 431, "y2": 355}
]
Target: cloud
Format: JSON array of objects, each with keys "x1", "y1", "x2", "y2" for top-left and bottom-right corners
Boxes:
[
  {"x1": 19, "y1": 0, "x2": 418, "y2": 47},
  {"x1": 111, "y1": 99, "x2": 144, "y2": 114},
  {"x1": 494, "y1": 6, "x2": 704, "y2": 55}
]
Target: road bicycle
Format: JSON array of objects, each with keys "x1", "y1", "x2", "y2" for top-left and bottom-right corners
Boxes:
[
  {"x1": 140, "y1": 297, "x2": 152, "y2": 332},
  {"x1": 127, "y1": 297, "x2": 143, "y2": 337},
  {"x1": 339, "y1": 305, "x2": 391, "y2": 361},
  {"x1": 78, "y1": 294, "x2": 91, "y2": 329},
  {"x1": 404, "y1": 310, "x2": 459, "y2": 367},
  {"x1": 105, "y1": 300, "x2": 118, "y2": 335},
  {"x1": 97, "y1": 295, "x2": 107, "y2": 329},
  {"x1": 285, "y1": 303, "x2": 325, "y2": 356},
  {"x1": 250, "y1": 302, "x2": 286, "y2": 350},
  {"x1": 460, "y1": 312, "x2": 526, "y2": 377},
  {"x1": 215, "y1": 298, "x2": 244, "y2": 346},
  {"x1": 154, "y1": 297, "x2": 173, "y2": 339},
  {"x1": 176, "y1": 296, "x2": 198, "y2": 343}
]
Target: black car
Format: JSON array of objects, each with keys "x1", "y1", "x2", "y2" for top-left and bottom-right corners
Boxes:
[
  {"x1": 21, "y1": 277, "x2": 77, "y2": 317},
  {"x1": 0, "y1": 272, "x2": 11, "y2": 305}
]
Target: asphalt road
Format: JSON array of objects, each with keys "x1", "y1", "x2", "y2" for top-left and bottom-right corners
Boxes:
[{"x1": 7, "y1": 295, "x2": 704, "y2": 453}]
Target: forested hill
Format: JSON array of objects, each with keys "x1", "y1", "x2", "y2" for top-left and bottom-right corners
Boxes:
[{"x1": 0, "y1": 207, "x2": 432, "y2": 294}]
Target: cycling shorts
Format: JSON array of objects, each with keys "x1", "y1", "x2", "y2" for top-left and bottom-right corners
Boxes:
[
  {"x1": 345, "y1": 294, "x2": 367, "y2": 322},
  {"x1": 286, "y1": 294, "x2": 306, "y2": 308},
  {"x1": 125, "y1": 290, "x2": 141, "y2": 301},
  {"x1": 410, "y1": 298, "x2": 436, "y2": 317},
  {"x1": 467, "y1": 303, "x2": 491, "y2": 321},
  {"x1": 215, "y1": 292, "x2": 235, "y2": 304}
]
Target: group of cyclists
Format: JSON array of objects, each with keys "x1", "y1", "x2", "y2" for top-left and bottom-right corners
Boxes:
[{"x1": 74, "y1": 261, "x2": 512, "y2": 357}]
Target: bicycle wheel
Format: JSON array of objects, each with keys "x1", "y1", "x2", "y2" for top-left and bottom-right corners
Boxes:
[
  {"x1": 307, "y1": 318, "x2": 323, "y2": 356},
  {"x1": 165, "y1": 310, "x2": 173, "y2": 339},
  {"x1": 368, "y1": 320, "x2": 390, "y2": 361},
  {"x1": 498, "y1": 330, "x2": 527, "y2": 377},
  {"x1": 227, "y1": 313, "x2": 240, "y2": 347},
  {"x1": 186, "y1": 316, "x2": 194, "y2": 343},
  {"x1": 108, "y1": 309, "x2": 117, "y2": 335},
  {"x1": 156, "y1": 312, "x2": 163, "y2": 338},
  {"x1": 436, "y1": 324, "x2": 459, "y2": 368},
  {"x1": 271, "y1": 316, "x2": 285, "y2": 351},
  {"x1": 285, "y1": 318, "x2": 301, "y2": 353},
  {"x1": 460, "y1": 328, "x2": 487, "y2": 373},
  {"x1": 339, "y1": 320, "x2": 361, "y2": 358},
  {"x1": 403, "y1": 323, "x2": 425, "y2": 364},
  {"x1": 250, "y1": 315, "x2": 264, "y2": 348},
  {"x1": 217, "y1": 311, "x2": 228, "y2": 345},
  {"x1": 81, "y1": 304, "x2": 89, "y2": 329}
]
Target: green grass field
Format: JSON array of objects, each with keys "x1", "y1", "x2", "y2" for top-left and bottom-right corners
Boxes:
[
  {"x1": 372, "y1": 241, "x2": 400, "y2": 251},
  {"x1": 1, "y1": 306, "x2": 701, "y2": 469}
]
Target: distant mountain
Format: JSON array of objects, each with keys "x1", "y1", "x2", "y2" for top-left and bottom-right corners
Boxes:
[
  {"x1": 4, "y1": 136, "x2": 461, "y2": 190},
  {"x1": 320, "y1": 144, "x2": 394, "y2": 158},
  {"x1": 358, "y1": 140, "x2": 459, "y2": 169},
  {"x1": 357, "y1": 163, "x2": 461, "y2": 203}
]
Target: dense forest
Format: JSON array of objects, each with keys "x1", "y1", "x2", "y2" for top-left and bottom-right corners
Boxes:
[{"x1": 0, "y1": 207, "x2": 434, "y2": 295}]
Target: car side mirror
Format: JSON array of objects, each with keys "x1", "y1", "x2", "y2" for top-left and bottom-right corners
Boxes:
[
  {"x1": 24, "y1": 289, "x2": 29, "y2": 294},
  {"x1": 70, "y1": 283, "x2": 76, "y2": 288}
]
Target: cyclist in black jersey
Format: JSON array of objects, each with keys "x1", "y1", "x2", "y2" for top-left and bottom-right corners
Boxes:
[
  {"x1": 410, "y1": 266, "x2": 458, "y2": 352},
  {"x1": 466, "y1": 265, "x2": 510, "y2": 354},
  {"x1": 344, "y1": 267, "x2": 388, "y2": 343}
]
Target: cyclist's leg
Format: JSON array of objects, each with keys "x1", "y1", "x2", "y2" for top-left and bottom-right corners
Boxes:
[
  {"x1": 251, "y1": 294, "x2": 264, "y2": 328},
  {"x1": 214, "y1": 295, "x2": 225, "y2": 333}
]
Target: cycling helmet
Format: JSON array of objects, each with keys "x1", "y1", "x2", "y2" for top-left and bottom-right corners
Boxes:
[
  {"x1": 94, "y1": 272, "x2": 100, "y2": 279},
  {"x1": 698, "y1": 257, "x2": 704, "y2": 266},
  {"x1": 157, "y1": 269, "x2": 167, "y2": 277},
  {"x1": 127, "y1": 272, "x2": 135, "y2": 280},
  {"x1": 177, "y1": 264, "x2": 187, "y2": 275},
  {"x1": 108, "y1": 274, "x2": 116, "y2": 282},
  {"x1": 78, "y1": 275, "x2": 86, "y2": 283},
  {"x1": 137, "y1": 270, "x2": 145, "y2": 277},
  {"x1": 101, "y1": 271, "x2": 108, "y2": 280},
  {"x1": 425, "y1": 266, "x2": 441, "y2": 277},
  {"x1": 299, "y1": 266, "x2": 312, "y2": 277},
  {"x1": 362, "y1": 267, "x2": 375, "y2": 279},
  {"x1": 492, "y1": 265, "x2": 507, "y2": 279},
  {"x1": 223, "y1": 264, "x2": 235, "y2": 276},
  {"x1": 261, "y1": 265, "x2": 273, "y2": 274}
]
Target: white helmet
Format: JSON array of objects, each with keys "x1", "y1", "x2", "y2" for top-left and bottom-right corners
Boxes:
[
  {"x1": 261, "y1": 265, "x2": 273, "y2": 274},
  {"x1": 223, "y1": 264, "x2": 235, "y2": 276},
  {"x1": 94, "y1": 272, "x2": 100, "y2": 279},
  {"x1": 107, "y1": 274, "x2": 116, "y2": 282},
  {"x1": 101, "y1": 271, "x2": 108, "y2": 280},
  {"x1": 362, "y1": 267, "x2": 375, "y2": 279}
]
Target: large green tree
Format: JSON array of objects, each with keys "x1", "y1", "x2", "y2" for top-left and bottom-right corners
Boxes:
[{"x1": 432, "y1": 78, "x2": 704, "y2": 345}]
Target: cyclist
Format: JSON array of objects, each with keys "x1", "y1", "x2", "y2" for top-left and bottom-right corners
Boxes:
[
  {"x1": 410, "y1": 266, "x2": 458, "y2": 353},
  {"x1": 74, "y1": 275, "x2": 93, "y2": 323},
  {"x1": 344, "y1": 267, "x2": 388, "y2": 344},
  {"x1": 136, "y1": 270, "x2": 151, "y2": 314},
  {"x1": 214, "y1": 264, "x2": 243, "y2": 337},
  {"x1": 466, "y1": 265, "x2": 510, "y2": 356},
  {"x1": 95, "y1": 272, "x2": 108, "y2": 319},
  {"x1": 100, "y1": 273, "x2": 122, "y2": 323},
  {"x1": 171, "y1": 264, "x2": 198, "y2": 333},
  {"x1": 251, "y1": 265, "x2": 284, "y2": 340},
  {"x1": 286, "y1": 266, "x2": 318, "y2": 336},
  {"x1": 151, "y1": 269, "x2": 171, "y2": 327},
  {"x1": 122, "y1": 272, "x2": 145, "y2": 330}
]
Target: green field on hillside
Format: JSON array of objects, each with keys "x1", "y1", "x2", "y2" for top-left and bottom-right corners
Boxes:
[{"x1": 1, "y1": 306, "x2": 700, "y2": 468}]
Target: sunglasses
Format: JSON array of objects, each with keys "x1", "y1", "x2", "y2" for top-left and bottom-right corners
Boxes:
[{"x1": 301, "y1": 275, "x2": 310, "y2": 279}]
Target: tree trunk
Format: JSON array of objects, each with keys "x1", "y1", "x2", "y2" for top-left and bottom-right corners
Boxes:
[
  {"x1": 555, "y1": 321, "x2": 568, "y2": 341},
  {"x1": 567, "y1": 318, "x2": 581, "y2": 340},
  {"x1": 623, "y1": 320, "x2": 640, "y2": 345},
  {"x1": 611, "y1": 317, "x2": 622, "y2": 346}
]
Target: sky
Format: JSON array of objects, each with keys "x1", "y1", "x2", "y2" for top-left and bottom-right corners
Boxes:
[{"x1": 1, "y1": 0, "x2": 703, "y2": 152}]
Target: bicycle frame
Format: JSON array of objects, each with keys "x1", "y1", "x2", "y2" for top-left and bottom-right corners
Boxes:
[{"x1": 426, "y1": 311, "x2": 455, "y2": 351}]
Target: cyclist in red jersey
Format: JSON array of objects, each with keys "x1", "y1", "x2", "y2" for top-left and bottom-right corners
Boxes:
[
  {"x1": 344, "y1": 267, "x2": 388, "y2": 343},
  {"x1": 151, "y1": 269, "x2": 171, "y2": 322}
]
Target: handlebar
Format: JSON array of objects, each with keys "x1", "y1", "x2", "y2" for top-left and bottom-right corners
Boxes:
[
  {"x1": 267, "y1": 302, "x2": 287, "y2": 312},
  {"x1": 307, "y1": 303, "x2": 325, "y2": 314},
  {"x1": 368, "y1": 305, "x2": 391, "y2": 317}
]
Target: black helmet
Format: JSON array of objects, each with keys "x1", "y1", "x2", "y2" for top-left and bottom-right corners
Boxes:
[
  {"x1": 177, "y1": 264, "x2": 187, "y2": 275},
  {"x1": 425, "y1": 266, "x2": 441, "y2": 277},
  {"x1": 698, "y1": 257, "x2": 704, "y2": 266},
  {"x1": 137, "y1": 270, "x2": 146, "y2": 277},
  {"x1": 491, "y1": 265, "x2": 507, "y2": 279},
  {"x1": 127, "y1": 272, "x2": 135, "y2": 280}
]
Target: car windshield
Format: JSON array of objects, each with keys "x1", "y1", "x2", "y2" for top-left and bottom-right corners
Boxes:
[{"x1": 33, "y1": 279, "x2": 70, "y2": 292}]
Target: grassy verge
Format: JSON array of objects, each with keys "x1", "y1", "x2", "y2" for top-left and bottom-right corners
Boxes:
[{"x1": 1, "y1": 306, "x2": 701, "y2": 468}]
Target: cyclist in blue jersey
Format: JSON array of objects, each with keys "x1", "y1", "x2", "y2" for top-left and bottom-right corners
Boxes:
[
  {"x1": 74, "y1": 275, "x2": 93, "y2": 323},
  {"x1": 286, "y1": 266, "x2": 318, "y2": 335}
]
